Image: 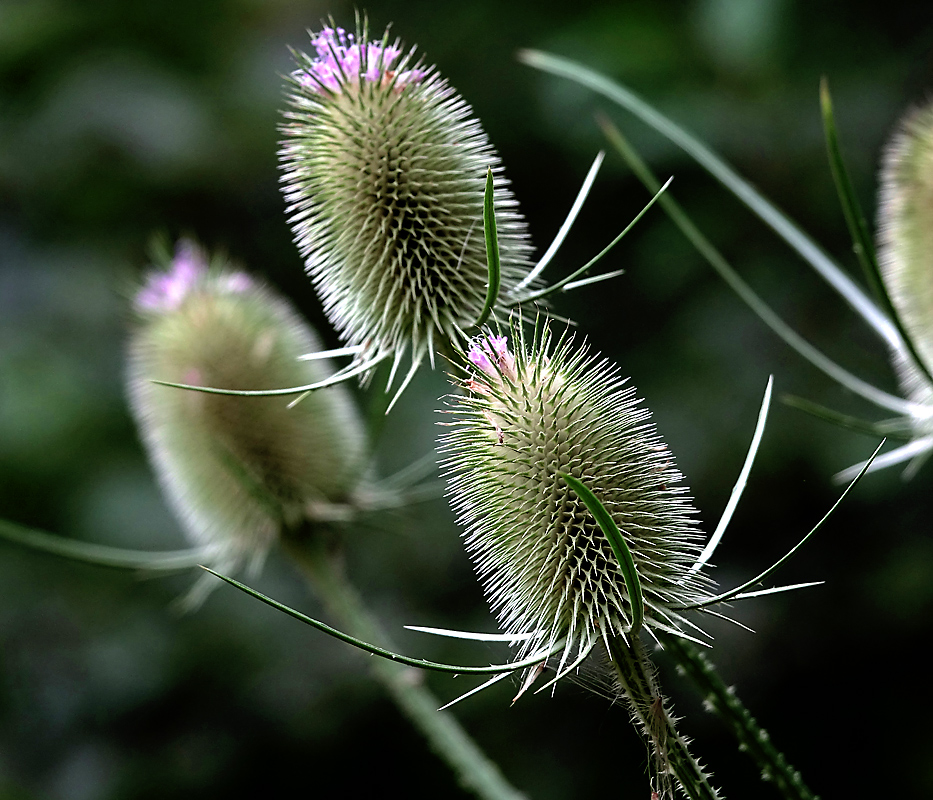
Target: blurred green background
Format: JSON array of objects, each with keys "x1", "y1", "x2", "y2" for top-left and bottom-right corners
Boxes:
[{"x1": 2, "y1": 0, "x2": 932, "y2": 797}]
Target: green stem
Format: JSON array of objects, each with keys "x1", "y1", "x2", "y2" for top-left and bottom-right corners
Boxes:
[
  {"x1": 283, "y1": 533, "x2": 528, "y2": 800},
  {"x1": 661, "y1": 635, "x2": 818, "y2": 800},
  {"x1": 605, "y1": 634, "x2": 720, "y2": 800}
]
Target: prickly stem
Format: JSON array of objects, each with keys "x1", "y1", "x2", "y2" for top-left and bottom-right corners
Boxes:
[{"x1": 606, "y1": 634, "x2": 721, "y2": 800}]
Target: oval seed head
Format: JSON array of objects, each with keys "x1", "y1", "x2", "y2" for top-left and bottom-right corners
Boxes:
[
  {"x1": 127, "y1": 241, "x2": 366, "y2": 575},
  {"x1": 878, "y1": 102, "x2": 933, "y2": 415},
  {"x1": 440, "y1": 323, "x2": 714, "y2": 673},
  {"x1": 279, "y1": 24, "x2": 534, "y2": 375}
]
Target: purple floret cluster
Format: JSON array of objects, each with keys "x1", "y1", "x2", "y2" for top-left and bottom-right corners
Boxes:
[
  {"x1": 468, "y1": 335, "x2": 515, "y2": 378},
  {"x1": 136, "y1": 242, "x2": 252, "y2": 313},
  {"x1": 294, "y1": 26, "x2": 425, "y2": 95},
  {"x1": 136, "y1": 242, "x2": 207, "y2": 312}
]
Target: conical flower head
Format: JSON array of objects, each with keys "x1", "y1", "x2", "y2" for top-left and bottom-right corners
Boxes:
[
  {"x1": 127, "y1": 241, "x2": 366, "y2": 573},
  {"x1": 280, "y1": 24, "x2": 534, "y2": 374},
  {"x1": 878, "y1": 101, "x2": 933, "y2": 417},
  {"x1": 441, "y1": 323, "x2": 714, "y2": 670}
]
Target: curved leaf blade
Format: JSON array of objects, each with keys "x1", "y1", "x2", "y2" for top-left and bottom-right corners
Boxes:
[
  {"x1": 205, "y1": 567, "x2": 560, "y2": 675},
  {"x1": 561, "y1": 473, "x2": 644, "y2": 632},
  {"x1": 0, "y1": 518, "x2": 207, "y2": 571},
  {"x1": 518, "y1": 48, "x2": 903, "y2": 353}
]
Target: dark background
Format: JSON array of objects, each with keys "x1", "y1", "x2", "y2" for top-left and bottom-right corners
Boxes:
[{"x1": 2, "y1": 1, "x2": 932, "y2": 797}]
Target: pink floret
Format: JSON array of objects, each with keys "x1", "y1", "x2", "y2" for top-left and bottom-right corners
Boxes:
[
  {"x1": 468, "y1": 335, "x2": 514, "y2": 378},
  {"x1": 136, "y1": 242, "x2": 207, "y2": 312},
  {"x1": 295, "y1": 26, "x2": 424, "y2": 95}
]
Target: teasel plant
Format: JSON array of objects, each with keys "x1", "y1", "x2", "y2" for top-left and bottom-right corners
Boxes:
[
  {"x1": 0, "y1": 241, "x2": 529, "y2": 800},
  {"x1": 152, "y1": 17, "x2": 670, "y2": 412},
  {"x1": 518, "y1": 49, "x2": 933, "y2": 483},
  {"x1": 205, "y1": 318, "x2": 880, "y2": 799}
]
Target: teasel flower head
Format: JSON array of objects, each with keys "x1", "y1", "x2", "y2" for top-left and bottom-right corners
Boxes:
[
  {"x1": 440, "y1": 321, "x2": 716, "y2": 681},
  {"x1": 279, "y1": 21, "x2": 534, "y2": 390},
  {"x1": 876, "y1": 102, "x2": 933, "y2": 439},
  {"x1": 127, "y1": 241, "x2": 366, "y2": 586},
  {"x1": 811, "y1": 97, "x2": 933, "y2": 482}
]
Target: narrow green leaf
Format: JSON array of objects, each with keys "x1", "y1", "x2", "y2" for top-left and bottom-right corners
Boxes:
[
  {"x1": 820, "y1": 78, "x2": 881, "y2": 295},
  {"x1": 834, "y1": 436, "x2": 933, "y2": 483},
  {"x1": 561, "y1": 267, "x2": 626, "y2": 291},
  {"x1": 781, "y1": 394, "x2": 913, "y2": 440},
  {"x1": 474, "y1": 167, "x2": 501, "y2": 327},
  {"x1": 821, "y1": 79, "x2": 933, "y2": 388},
  {"x1": 204, "y1": 567, "x2": 560, "y2": 675},
  {"x1": 0, "y1": 519, "x2": 206, "y2": 571},
  {"x1": 560, "y1": 473, "x2": 644, "y2": 632}
]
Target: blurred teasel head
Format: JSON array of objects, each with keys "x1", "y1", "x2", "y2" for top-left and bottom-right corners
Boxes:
[
  {"x1": 440, "y1": 322, "x2": 715, "y2": 680},
  {"x1": 127, "y1": 241, "x2": 366, "y2": 581},
  {"x1": 279, "y1": 22, "x2": 534, "y2": 385},
  {"x1": 878, "y1": 102, "x2": 933, "y2": 424}
]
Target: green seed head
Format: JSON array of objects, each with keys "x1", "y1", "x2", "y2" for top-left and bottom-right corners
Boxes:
[
  {"x1": 878, "y1": 101, "x2": 933, "y2": 413},
  {"x1": 127, "y1": 241, "x2": 366, "y2": 572},
  {"x1": 279, "y1": 24, "x2": 533, "y2": 370},
  {"x1": 440, "y1": 323, "x2": 714, "y2": 666}
]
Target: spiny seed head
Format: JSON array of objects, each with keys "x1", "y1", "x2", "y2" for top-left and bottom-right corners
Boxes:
[
  {"x1": 441, "y1": 322, "x2": 714, "y2": 667},
  {"x1": 279, "y1": 23, "x2": 534, "y2": 371},
  {"x1": 878, "y1": 101, "x2": 933, "y2": 418},
  {"x1": 127, "y1": 241, "x2": 366, "y2": 573}
]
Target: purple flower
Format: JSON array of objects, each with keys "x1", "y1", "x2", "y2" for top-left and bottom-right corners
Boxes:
[
  {"x1": 136, "y1": 242, "x2": 207, "y2": 313},
  {"x1": 294, "y1": 26, "x2": 424, "y2": 95},
  {"x1": 468, "y1": 335, "x2": 515, "y2": 379}
]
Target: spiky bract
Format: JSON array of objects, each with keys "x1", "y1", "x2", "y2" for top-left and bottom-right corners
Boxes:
[
  {"x1": 280, "y1": 25, "x2": 534, "y2": 375},
  {"x1": 127, "y1": 242, "x2": 365, "y2": 574},
  {"x1": 440, "y1": 322, "x2": 714, "y2": 675},
  {"x1": 878, "y1": 102, "x2": 933, "y2": 422}
]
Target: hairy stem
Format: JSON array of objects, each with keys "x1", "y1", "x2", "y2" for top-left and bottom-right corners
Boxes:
[
  {"x1": 606, "y1": 633, "x2": 721, "y2": 800},
  {"x1": 661, "y1": 635, "x2": 818, "y2": 800},
  {"x1": 283, "y1": 531, "x2": 528, "y2": 800}
]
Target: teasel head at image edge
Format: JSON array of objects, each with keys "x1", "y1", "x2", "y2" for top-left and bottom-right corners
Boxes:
[
  {"x1": 439, "y1": 321, "x2": 717, "y2": 681},
  {"x1": 126, "y1": 241, "x2": 366, "y2": 601},
  {"x1": 279, "y1": 22, "x2": 535, "y2": 387},
  {"x1": 877, "y1": 101, "x2": 933, "y2": 442}
]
